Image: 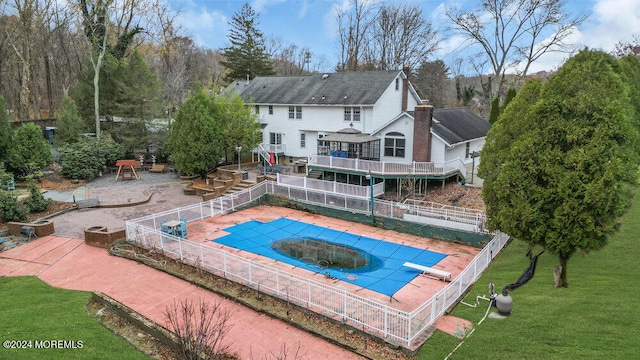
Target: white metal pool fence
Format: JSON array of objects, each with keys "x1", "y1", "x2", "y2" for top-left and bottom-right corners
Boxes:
[{"x1": 125, "y1": 181, "x2": 508, "y2": 348}]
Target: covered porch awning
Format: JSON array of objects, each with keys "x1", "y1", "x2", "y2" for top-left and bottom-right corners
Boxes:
[{"x1": 317, "y1": 127, "x2": 380, "y2": 161}]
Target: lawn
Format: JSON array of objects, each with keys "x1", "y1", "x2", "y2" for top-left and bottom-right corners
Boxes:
[
  {"x1": 418, "y1": 186, "x2": 640, "y2": 359},
  {"x1": 0, "y1": 276, "x2": 148, "y2": 360}
]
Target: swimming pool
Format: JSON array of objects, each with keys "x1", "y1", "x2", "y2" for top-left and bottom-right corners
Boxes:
[{"x1": 212, "y1": 218, "x2": 447, "y2": 296}]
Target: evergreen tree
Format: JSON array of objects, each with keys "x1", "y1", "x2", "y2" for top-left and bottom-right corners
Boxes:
[
  {"x1": 54, "y1": 97, "x2": 87, "y2": 146},
  {"x1": 479, "y1": 50, "x2": 639, "y2": 288},
  {"x1": 215, "y1": 93, "x2": 261, "y2": 161},
  {"x1": 166, "y1": 85, "x2": 223, "y2": 177},
  {"x1": 501, "y1": 87, "x2": 517, "y2": 112},
  {"x1": 7, "y1": 123, "x2": 53, "y2": 180},
  {"x1": 73, "y1": 51, "x2": 163, "y2": 154},
  {"x1": 489, "y1": 96, "x2": 500, "y2": 124},
  {"x1": 221, "y1": 2, "x2": 274, "y2": 84},
  {"x1": 0, "y1": 96, "x2": 12, "y2": 164}
]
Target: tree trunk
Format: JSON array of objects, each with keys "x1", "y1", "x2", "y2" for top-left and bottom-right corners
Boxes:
[
  {"x1": 93, "y1": 58, "x2": 102, "y2": 140},
  {"x1": 554, "y1": 255, "x2": 569, "y2": 288}
]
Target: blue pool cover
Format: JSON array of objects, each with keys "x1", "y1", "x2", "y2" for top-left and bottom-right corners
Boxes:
[{"x1": 211, "y1": 218, "x2": 447, "y2": 296}]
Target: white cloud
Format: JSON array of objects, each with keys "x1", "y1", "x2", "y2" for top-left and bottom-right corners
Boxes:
[
  {"x1": 298, "y1": 0, "x2": 309, "y2": 19},
  {"x1": 526, "y1": 0, "x2": 640, "y2": 73},
  {"x1": 177, "y1": 6, "x2": 228, "y2": 49},
  {"x1": 582, "y1": 0, "x2": 640, "y2": 50},
  {"x1": 251, "y1": 0, "x2": 287, "y2": 14}
]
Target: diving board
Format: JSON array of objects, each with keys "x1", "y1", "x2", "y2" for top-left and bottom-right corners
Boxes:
[{"x1": 403, "y1": 262, "x2": 451, "y2": 281}]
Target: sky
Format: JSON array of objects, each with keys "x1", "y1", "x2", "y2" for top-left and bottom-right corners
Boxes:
[{"x1": 168, "y1": 0, "x2": 640, "y2": 74}]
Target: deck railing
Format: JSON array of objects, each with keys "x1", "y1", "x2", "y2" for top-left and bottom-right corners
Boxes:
[
  {"x1": 307, "y1": 155, "x2": 466, "y2": 177},
  {"x1": 253, "y1": 143, "x2": 286, "y2": 154},
  {"x1": 276, "y1": 173, "x2": 385, "y2": 198},
  {"x1": 126, "y1": 181, "x2": 507, "y2": 348}
]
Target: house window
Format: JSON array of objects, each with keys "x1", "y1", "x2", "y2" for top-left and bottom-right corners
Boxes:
[
  {"x1": 344, "y1": 107, "x2": 351, "y2": 121},
  {"x1": 268, "y1": 105, "x2": 273, "y2": 115},
  {"x1": 255, "y1": 105, "x2": 260, "y2": 114},
  {"x1": 289, "y1": 106, "x2": 302, "y2": 119},
  {"x1": 384, "y1": 132, "x2": 405, "y2": 158},
  {"x1": 300, "y1": 133, "x2": 306, "y2": 148},
  {"x1": 466, "y1": 142, "x2": 470, "y2": 159},
  {"x1": 344, "y1": 107, "x2": 361, "y2": 122},
  {"x1": 270, "y1": 132, "x2": 282, "y2": 145},
  {"x1": 395, "y1": 78, "x2": 399, "y2": 91}
]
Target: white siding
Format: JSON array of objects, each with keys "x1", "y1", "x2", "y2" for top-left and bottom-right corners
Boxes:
[
  {"x1": 260, "y1": 104, "x2": 375, "y2": 157},
  {"x1": 446, "y1": 143, "x2": 467, "y2": 163},
  {"x1": 430, "y1": 135, "x2": 447, "y2": 163},
  {"x1": 378, "y1": 115, "x2": 414, "y2": 163},
  {"x1": 370, "y1": 75, "x2": 419, "y2": 132},
  {"x1": 256, "y1": 74, "x2": 425, "y2": 160}
]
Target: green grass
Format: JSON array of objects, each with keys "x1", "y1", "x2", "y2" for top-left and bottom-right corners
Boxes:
[
  {"x1": 0, "y1": 276, "x2": 148, "y2": 360},
  {"x1": 418, "y1": 186, "x2": 640, "y2": 360}
]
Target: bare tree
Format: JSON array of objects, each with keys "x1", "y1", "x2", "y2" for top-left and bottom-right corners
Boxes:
[
  {"x1": 3, "y1": 0, "x2": 64, "y2": 120},
  {"x1": 77, "y1": 0, "x2": 112, "y2": 140},
  {"x1": 613, "y1": 34, "x2": 640, "y2": 58},
  {"x1": 75, "y1": 0, "x2": 157, "y2": 139},
  {"x1": 335, "y1": 0, "x2": 376, "y2": 71},
  {"x1": 371, "y1": 3, "x2": 439, "y2": 71},
  {"x1": 163, "y1": 298, "x2": 234, "y2": 359},
  {"x1": 265, "y1": 36, "x2": 326, "y2": 76},
  {"x1": 335, "y1": 0, "x2": 439, "y2": 72},
  {"x1": 446, "y1": 0, "x2": 587, "y2": 98}
]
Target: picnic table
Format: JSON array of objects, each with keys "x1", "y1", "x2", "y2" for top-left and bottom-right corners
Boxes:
[{"x1": 114, "y1": 160, "x2": 140, "y2": 182}]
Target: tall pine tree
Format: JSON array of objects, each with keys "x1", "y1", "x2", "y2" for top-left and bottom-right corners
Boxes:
[{"x1": 221, "y1": 2, "x2": 274, "y2": 84}]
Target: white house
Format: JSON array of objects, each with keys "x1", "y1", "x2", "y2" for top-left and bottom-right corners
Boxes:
[{"x1": 224, "y1": 68, "x2": 490, "y2": 187}]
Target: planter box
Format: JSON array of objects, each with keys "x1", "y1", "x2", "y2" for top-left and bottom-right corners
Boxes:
[
  {"x1": 7, "y1": 220, "x2": 54, "y2": 237},
  {"x1": 84, "y1": 226, "x2": 126, "y2": 248}
]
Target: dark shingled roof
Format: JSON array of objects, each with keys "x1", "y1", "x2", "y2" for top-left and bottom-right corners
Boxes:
[
  {"x1": 408, "y1": 107, "x2": 491, "y2": 145},
  {"x1": 433, "y1": 108, "x2": 491, "y2": 145},
  {"x1": 223, "y1": 70, "x2": 402, "y2": 105}
]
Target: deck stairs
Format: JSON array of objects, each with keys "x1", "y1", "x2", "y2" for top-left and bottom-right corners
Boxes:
[
  {"x1": 222, "y1": 180, "x2": 254, "y2": 196},
  {"x1": 307, "y1": 169, "x2": 323, "y2": 180}
]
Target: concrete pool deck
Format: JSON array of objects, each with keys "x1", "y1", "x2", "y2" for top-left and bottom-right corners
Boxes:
[{"x1": 0, "y1": 235, "x2": 365, "y2": 359}]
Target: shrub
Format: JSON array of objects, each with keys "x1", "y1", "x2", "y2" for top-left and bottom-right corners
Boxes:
[
  {"x1": 23, "y1": 183, "x2": 51, "y2": 213},
  {"x1": 0, "y1": 191, "x2": 28, "y2": 222},
  {"x1": 59, "y1": 134, "x2": 125, "y2": 179},
  {"x1": 163, "y1": 298, "x2": 233, "y2": 359}
]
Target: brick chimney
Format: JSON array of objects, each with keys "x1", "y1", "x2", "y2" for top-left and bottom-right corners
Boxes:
[
  {"x1": 412, "y1": 101, "x2": 433, "y2": 162},
  {"x1": 402, "y1": 65, "x2": 410, "y2": 112}
]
